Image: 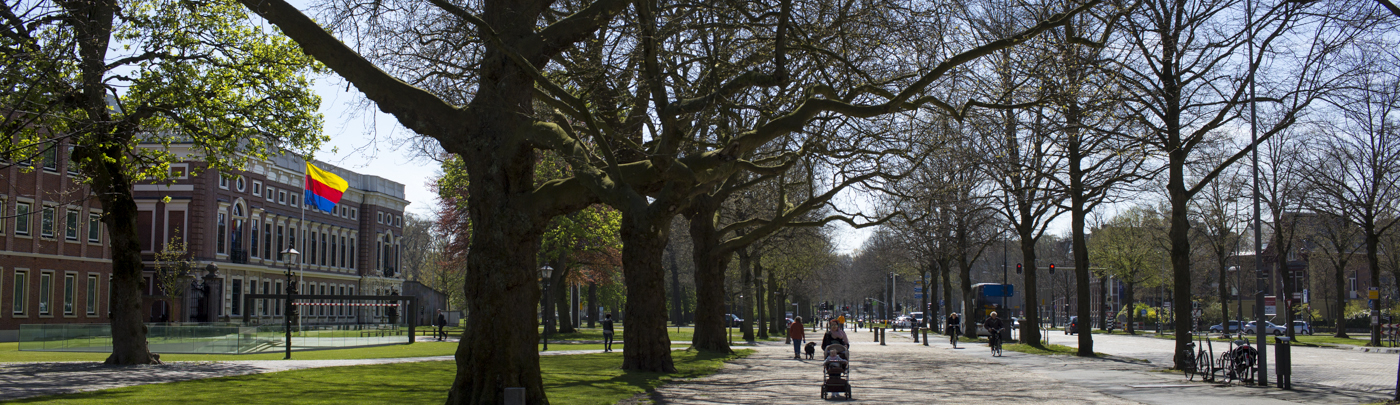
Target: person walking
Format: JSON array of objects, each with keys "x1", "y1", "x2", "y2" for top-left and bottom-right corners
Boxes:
[
  {"x1": 788, "y1": 316, "x2": 806, "y2": 359},
  {"x1": 821, "y1": 319, "x2": 850, "y2": 351},
  {"x1": 601, "y1": 313, "x2": 616, "y2": 353},
  {"x1": 435, "y1": 309, "x2": 448, "y2": 341}
]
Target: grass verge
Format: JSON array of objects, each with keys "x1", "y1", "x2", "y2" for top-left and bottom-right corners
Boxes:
[
  {"x1": 1004, "y1": 343, "x2": 1108, "y2": 357},
  {"x1": 0, "y1": 341, "x2": 690, "y2": 363},
  {"x1": 7, "y1": 348, "x2": 752, "y2": 405}
]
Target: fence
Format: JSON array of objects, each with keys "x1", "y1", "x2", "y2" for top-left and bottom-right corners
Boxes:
[{"x1": 17, "y1": 323, "x2": 411, "y2": 354}]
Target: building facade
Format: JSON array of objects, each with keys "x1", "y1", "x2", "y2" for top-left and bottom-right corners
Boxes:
[
  {"x1": 0, "y1": 140, "x2": 113, "y2": 342},
  {"x1": 135, "y1": 147, "x2": 409, "y2": 326},
  {"x1": 0, "y1": 142, "x2": 410, "y2": 341}
]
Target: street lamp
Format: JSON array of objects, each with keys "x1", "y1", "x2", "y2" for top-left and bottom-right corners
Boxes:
[
  {"x1": 280, "y1": 248, "x2": 299, "y2": 360},
  {"x1": 541, "y1": 265, "x2": 553, "y2": 351}
]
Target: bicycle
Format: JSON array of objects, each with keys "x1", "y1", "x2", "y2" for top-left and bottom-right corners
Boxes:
[
  {"x1": 988, "y1": 329, "x2": 1003, "y2": 356},
  {"x1": 1181, "y1": 342, "x2": 1198, "y2": 381},
  {"x1": 949, "y1": 326, "x2": 960, "y2": 348}
]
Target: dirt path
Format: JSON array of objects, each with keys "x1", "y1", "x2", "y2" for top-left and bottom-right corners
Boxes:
[{"x1": 650, "y1": 329, "x2": 1141, "y2": 404}]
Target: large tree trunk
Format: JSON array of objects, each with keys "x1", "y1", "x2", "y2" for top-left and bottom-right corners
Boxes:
[
  {"x1": 1019, "y1": 233, "x2": 1042, "y2": 347},
  {"x1": 101, "y1": 177, "x2": 158, "y2": 365},
  {"x1": 689, "y1": 197, "x2": 732, "y2": 353},
  {"x1": 620, "y1": 209, "x2": 677, "y2": 371},
  {"x1": 588, "y1": 282, "x2": 597, "y2": 328},
  {"x1": 1098, "y1": 274, "x2": 1110, "y2": 330},
  {"x1": 739, "y1": 251, "x2": 755, "y2": 342},
  {"x1": 958, "y1": 257, "x2": 976, "y2": 339},
  {"x1": 448, "y1": 165, "x2": 549, "y2": 404},
  {"x1": 1072, "y1": 206, "x2": 1093, "y2": 355},
  {"x1": 1168, "y1": 141, "x2": 1195, "y2": 370},
  {"x1": 553, "y1": 266, "x2": 575, "y2": 334},
  {"x1": 668, "y1": 244, "x2": 683, "y2": 325},
  {"x1": 1125, "y1": 281, "x2": 1137, "y2": 334},
  {"x1": 1365, "y1": 228, "x2": 1381, "y2": 345},
  {"x1": 755, "y1": 262, "x2": 768, "y2": 339},
  {"x1": 1218, "y1": 260, "x2": 1230, "y2": 334}
]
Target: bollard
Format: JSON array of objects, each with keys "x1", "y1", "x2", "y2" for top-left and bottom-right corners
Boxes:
[
  {"x1": 923, "y1": 328, "x2": 929, "y2": 346},
  {"x1": 874, "y1": 327, "x2": 881, "y2": 342},
  {"x1": 1274, "y1": 336, "x2": 1292, "y2": 389},
  {"x1": 913, "y1": 327, "x2": 920, "y2": 343},
  {"x1": 880, "y1": 328, "x2": 886, "y2": 346}
]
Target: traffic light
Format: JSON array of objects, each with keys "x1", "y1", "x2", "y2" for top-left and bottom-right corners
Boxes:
[
  {"x1": 1049, "y1": 263, "x2": 1055, "y2": 274},
  {"x1": 896, "y1": 303, "x2": 903, "y2": 312},
  {"x1": 1016, "y1": 263, "x2": 1022, "y2": 274}
]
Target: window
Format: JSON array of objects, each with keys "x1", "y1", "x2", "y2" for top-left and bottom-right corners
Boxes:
[
  {"x1": 276, "y1": 225, "x2": 285, "y2": 260},
  {"x1": 88, "y1": 213, "x2": 101, "y2": 243},
  {"x1": 86, "y1": 274, "x2": 98, "y2": 315},
  {"x1": 42, "y1": 146, "x2": 58, "y2": 172},
  {"x1": 318, "y1": 285, "x2": 326, "y2": 316},
  {"x1": 395, "y1": 216, "x2": 401, "y2": 227},
  {"x1": 264, "y1": 223, "x2": 273, "y2": 259},
  {"x1": 65, "y1": 209, "x2": 79, "y2": 241},
  {"x1": 15, "y1": 202, "x2": 30, "y2": 235},
  {"x1": 39, "y1": 272, "x2": 51, "y2": 315},
  {"x1": 274, "y1": 281, "x2": 283, "y2": 316},
  {"x1": 291, "y1": 228, "x2": 299, "y2": 263},
  {"x1": 235, "y1": 176, "x2": 246, "y2": 192},
  {"x1": 0, "y1": 197, "x2": 5, "y2": 234},
  {"x1": 231, "y1": 279, "x2": 242, "y2": 316},
  {"x1": 278, "y1": 190, "x2": 286, "y2": 205},
  {"x1": 63, "y1": 274, "x2": 75, "y2": 315},
  {"x1": 250, "y1": 218, "x2": 260, "y2": 258},
  {"x1": 350, "y1": 208, "x2": 357, "y2": 220},
  {"x1": 66, "y1": 146, "x2": 79, "y2": 175},
  {"x1": 262, "y1": 281, "x2": 270, "y2": 316},
  {"x1": 308, "y1": 231, "x2": 317, "y2": 266},
  {"x1": 216, "y1": 212, "x2": 227, "y2": 255},
  {"x1": 219, "y1": 174, "x2": 230, "y2": 189},
  {"x1": 350, "y1": 239, "x2": 356, "y2": 268},
  {"x1": 331, "y1": 235, "x2": 338, "y2": 268},
  {"x1": 40, "y1": 206, "x2": 55, "y2": 238},
  {"x1": 266, "y1": 187, "x2": 276, "y2": 202},
  {"x1": 12, "y1": 271, "x2": 26, "y2": 315},
  {"x1": 252, "y1": 181, "x2": 263, "y2": 196},
  {"x1": 170, "y1": 166, "x2": 187, "y2": 179},
  {"x1": 320, "y1": 232, "x2": 328, "y2": 266},
  {"x1": 377, "y1": 212, "x2": 383, "y2": 224},
  {"x1": 338, "y1": 286, "x2": 346, "y2": 315},
  {"x1": 290, "y1": 194, "x2": 298, "y2": 208}
]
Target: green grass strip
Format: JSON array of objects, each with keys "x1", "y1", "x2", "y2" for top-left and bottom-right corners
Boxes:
[
  {"x1": 1004, "y1": 343, "x2": 1107, "y2": 357},
  {"x1": 6, "y1": 348, "x2": 752, "y2": 404}
]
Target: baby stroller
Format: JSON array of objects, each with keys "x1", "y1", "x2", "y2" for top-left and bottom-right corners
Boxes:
[{"x1": 820, "y1": 343, "x2": 852, "y2": 400}]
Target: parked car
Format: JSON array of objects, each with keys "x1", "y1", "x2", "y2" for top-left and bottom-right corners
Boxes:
[
  {"x1": 724, "y1": 313, "x2": 744, "y2": 326},
  {"x1": 1066, "y1": 316, "x2": 1079, "y2": 335},
  {"x1": 894, "y1": 315, "x2": 912, "y2": 328},
  {"x1": 1243, "y1": 321, "x2": 1287, "y2": 335},
  {"x1": 1292, "y1": 320, "x2": 1313, "y2": 335},
  {"x1": 1209, "y1": 320, "x2": 1243, "y2": 333}
]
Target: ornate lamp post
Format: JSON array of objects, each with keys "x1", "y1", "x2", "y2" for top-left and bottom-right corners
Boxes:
[
  {"x1": 541, "y1": 265, "x2": 553, "y2": 351},
  {"x1": 281, "y1": 248, "x2": 299, "y2": 360}
]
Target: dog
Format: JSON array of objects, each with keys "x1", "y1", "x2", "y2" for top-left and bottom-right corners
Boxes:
[{"x1": 804, "y1": 342, "x2": 817, "y2": 359}]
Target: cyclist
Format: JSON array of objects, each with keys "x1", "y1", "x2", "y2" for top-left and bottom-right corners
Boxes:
[
  {"x1": 946, "y1": 313, "x2": 962, "y2": 347},
  {"x1": 984, "y1": 311, "x2": 1004, "y2": 356}
]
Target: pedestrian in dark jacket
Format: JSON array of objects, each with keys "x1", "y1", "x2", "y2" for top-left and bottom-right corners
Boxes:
[
  {"x1": 435, "y1": 310, "x2": 448, "y2": 341},
  {"x1": 601, "y1": 313, "x2": 616, "y2": 352}
]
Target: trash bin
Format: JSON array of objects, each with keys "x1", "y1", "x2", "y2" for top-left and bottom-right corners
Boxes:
[{"x1": 1274, "y1": 336, "x2": 1291, "y2": 389}]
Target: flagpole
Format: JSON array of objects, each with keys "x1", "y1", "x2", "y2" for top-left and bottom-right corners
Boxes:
[{"x1": 299, "y1": 157, "x2": 307, "y2": 338}]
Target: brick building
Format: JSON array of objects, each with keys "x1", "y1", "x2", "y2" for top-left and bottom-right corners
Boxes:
[{"x1": 1, "y1": 142, "x2": 409, "y2": 341}]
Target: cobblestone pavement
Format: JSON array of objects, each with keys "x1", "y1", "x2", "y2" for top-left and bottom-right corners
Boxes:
[
  {"x1": 1045, "y1": 332, "x2": 1400, "y2": 395},
  {"x1": 650, "y1": 329, "x2": 1139, "y2": 404}
]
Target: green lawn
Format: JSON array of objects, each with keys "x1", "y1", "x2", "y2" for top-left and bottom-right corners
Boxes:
[
  {"x1": 1004, "y1": 343, "x2": 1108, "y2": 357},
  {"x1": 0, "y1": 341, "x2": 695, "y2": 363},
  {"x1": 6, "y1": 349, "x2": 753, "y2": 405},
  {"x1": 545, "y1": 326, "x2": 782, "y2": 342}
]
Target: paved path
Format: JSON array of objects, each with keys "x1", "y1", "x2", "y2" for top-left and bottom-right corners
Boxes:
[
  {"x1": 653, "y1": 328, "x2": 1394, "y2": 404},
  {"x1": 1044, "y1": 331, "x2": 1400, "y2": 396},
  {"x1": 652, "y1": 329, "x2": 1137, "y2": 404}
]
